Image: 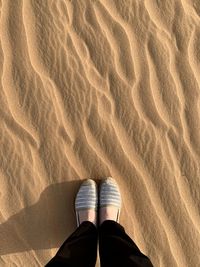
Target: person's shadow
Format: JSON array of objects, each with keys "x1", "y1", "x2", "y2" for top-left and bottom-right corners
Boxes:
[{"x1": 0, "y1": 180, "x2": 87, "y2": 255}]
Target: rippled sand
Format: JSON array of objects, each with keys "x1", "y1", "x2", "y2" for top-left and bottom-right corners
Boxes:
[{"x1": 0, "y1": 1, "x2": 200, "y2": 266}]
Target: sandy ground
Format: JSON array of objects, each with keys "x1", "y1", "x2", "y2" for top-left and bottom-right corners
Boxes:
[{"x1": 0, "y1": 1, "x2": 200, "y2": 266}]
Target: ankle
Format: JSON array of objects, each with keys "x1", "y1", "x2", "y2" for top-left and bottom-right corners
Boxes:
[
  {"x1": 99, "y1": 206, "x2": 119, "y2": 225},
  {"x1": 78, "y1": 210, "x2": 97, "y2": 226}
]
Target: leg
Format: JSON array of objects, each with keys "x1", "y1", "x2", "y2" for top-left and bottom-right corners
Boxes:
[
  {"x1": 45, "y1": 221, "x2": 98, "y2": 267},
  {"x1": 99, "y1": 220, "x2": 154, "y2": 267}
]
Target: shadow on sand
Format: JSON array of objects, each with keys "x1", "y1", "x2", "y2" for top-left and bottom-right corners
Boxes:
[{"x1": 0, "y1": 179, "x2": 90, "y2": 255}]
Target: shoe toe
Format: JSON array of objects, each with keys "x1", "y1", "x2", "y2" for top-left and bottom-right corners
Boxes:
[
  {"x1": 75, "y1": 179, "x2": 98, "y2": 210},
  {"x1": 100, "y1": 177, "x2": 121, "y2": 207}
]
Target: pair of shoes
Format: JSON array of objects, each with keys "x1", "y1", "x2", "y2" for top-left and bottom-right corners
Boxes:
[{"x1": 75, "y1": 177, "x2": 121, "y2": 227}]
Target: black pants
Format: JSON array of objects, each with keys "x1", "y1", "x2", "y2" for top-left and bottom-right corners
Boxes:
[{"x1": 45, "y1": 220, "x2": 154, "y2": 267}]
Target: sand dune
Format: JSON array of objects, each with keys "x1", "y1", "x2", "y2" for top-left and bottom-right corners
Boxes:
[{"x1": 0, "y1": 1, "x2": 200, "y2": 266}]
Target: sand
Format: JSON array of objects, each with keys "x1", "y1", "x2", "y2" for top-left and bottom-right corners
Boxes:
[{"x1": 0, "y1": 0, "x2": 200, "y2": 266}]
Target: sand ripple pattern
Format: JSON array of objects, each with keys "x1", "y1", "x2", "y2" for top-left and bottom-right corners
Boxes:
[{"x1": 0, "y1": 1, "x2": 200, "y2": 266}]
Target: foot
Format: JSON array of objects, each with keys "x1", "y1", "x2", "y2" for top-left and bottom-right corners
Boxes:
[
  {"x1": 75, "y1": 179, "x2": 98, "y2": 227},
  {"x1": 99, "y1": 206, "x2": 120, "y2": 225},
  {"x1": 78, "y1": 209, "x2": 97, "y2": 226},
  {"x1": 99, "y1": 177, "x2": 121, "y2": 225}
]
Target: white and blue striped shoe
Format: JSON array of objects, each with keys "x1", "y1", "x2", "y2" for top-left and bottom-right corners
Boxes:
[
  {"x1": 75, "y1": 179, "x2": 98, "y2": 227},
  {"x1": 99, "y1": 177, "x2": 122, "y2": 223}
]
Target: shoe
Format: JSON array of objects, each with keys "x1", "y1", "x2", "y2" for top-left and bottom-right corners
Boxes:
[
  {"x1": 99, "y1": 177, "x2": 122, "y2": 223},
  {"x1": 75, "y1": 179, "x2": 98, "y2": 227}
]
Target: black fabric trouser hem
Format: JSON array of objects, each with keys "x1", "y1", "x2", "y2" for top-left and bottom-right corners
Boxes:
[{"x1": 45, "y1": 220, "x2": 154, "y2": 267}]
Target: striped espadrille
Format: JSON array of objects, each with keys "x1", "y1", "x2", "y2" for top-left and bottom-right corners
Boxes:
[
  {"x1": 75, "y1": 179, "x2": 98, "y2": 227},
  {"x1": 99, "y1": 177, "x2": 122, "y2": 222}
]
